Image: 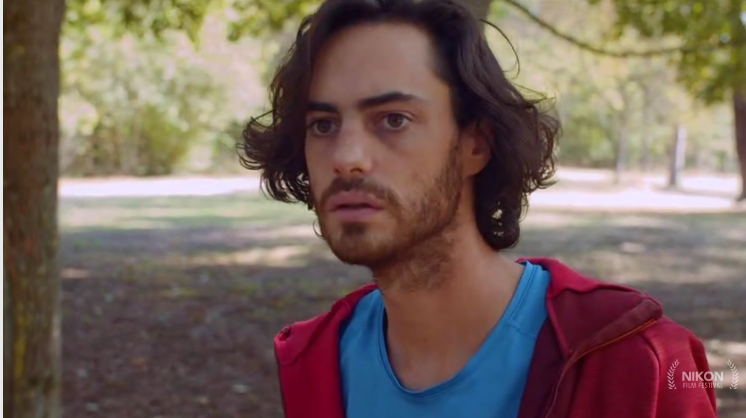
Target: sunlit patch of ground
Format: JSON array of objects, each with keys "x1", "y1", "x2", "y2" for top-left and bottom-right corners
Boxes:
[{"x1": 59, "y1": 170, "x2": 745, "y2": 418}]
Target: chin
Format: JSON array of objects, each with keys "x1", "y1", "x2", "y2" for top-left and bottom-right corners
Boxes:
[{"x1": 326, "y1": 227, "x2": 401, "y2": 267}]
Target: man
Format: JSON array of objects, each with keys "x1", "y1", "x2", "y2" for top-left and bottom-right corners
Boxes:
[{"x1": 241, "y1": 0, "x2": 717, "y2": 417}]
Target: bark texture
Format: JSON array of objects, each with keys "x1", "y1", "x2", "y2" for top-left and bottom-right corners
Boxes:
[
  {"x1": 3, "y1": 0, "x2": 66, "y2": 416},
  {"x1": 734, "y1": 91, "x2": 746, "y2": 201}
]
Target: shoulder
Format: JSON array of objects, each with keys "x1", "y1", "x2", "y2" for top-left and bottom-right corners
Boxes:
[
  {"x1": 579, "y1": 316, "x2": 699, "y2": 371},
  {"x1": 637, "y1": 316, "x2": 714, "y2": 388},
  {"x1": 607, "y1": 316, "x2": 707, "y2": 366},
  {"x1": 617, "y1": 318, "x2": 716, "y2": 416},
  {"x1": 589, "y1": 316, "x2": 714, "y2": 396},
  {"x1": 640, "y1": 316, "x2": 706, "y2": 355}
]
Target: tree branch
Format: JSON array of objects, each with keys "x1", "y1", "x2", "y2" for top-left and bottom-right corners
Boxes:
[{"x1": 500, "y1": 0, "x2": 731, "y2": 58}]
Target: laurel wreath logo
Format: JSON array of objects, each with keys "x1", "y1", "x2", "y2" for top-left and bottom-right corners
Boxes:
[
  {"x1": 668, "y1": 359, "x2": 680, "y2": 389},
  {"x1": 728, "y1": 359, "x2": 739, "y2": 390}
]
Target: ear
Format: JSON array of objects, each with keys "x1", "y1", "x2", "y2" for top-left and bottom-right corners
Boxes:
[{"x1": 460, "y1": 121, "x2": 491, "y2": 177}]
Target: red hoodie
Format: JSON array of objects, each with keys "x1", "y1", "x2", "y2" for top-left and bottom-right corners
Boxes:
[{"x1": 273, "y1": 258, "x2": 718, "y2": 418}]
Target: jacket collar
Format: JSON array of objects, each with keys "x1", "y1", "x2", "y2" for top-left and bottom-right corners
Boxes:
[
  {"x1": 275, "y1": 257, "x2": 663, "y2": 365},
  {"x1": 518, "y1": 257, "x2": 662, "y2": 359}
]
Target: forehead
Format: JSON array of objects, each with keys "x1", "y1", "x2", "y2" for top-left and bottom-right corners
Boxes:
[{"x1": 309, "y1": 22, "x2": 447, "y2": 104}]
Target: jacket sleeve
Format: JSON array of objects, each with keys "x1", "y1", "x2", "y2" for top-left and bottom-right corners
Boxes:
[{"x1": 643, "y1": 317, "x2": 718, "y2": 418}]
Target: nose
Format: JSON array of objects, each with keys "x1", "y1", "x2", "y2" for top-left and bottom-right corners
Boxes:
[{"x1": 331, "y1": 122, "x2": 374, "y2": 177}]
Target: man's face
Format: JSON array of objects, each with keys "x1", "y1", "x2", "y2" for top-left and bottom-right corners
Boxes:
[{"x1": 305, "y1": 22, "x2": 466, "y2": 268}]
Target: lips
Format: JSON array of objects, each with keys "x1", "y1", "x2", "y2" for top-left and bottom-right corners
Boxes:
[
  {"x1": 327, "y1": 192, "x2": 383, "y2": 212},
  {"x1": 335, "y1": 202, "x2": 377, "y2": 210},
  {"x1": 325, "y1": 191, "x2": 383, "y2": 222}
]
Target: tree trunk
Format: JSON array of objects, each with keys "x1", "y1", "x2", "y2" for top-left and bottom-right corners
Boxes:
[
  {"x1": 4, "y1": 0, "x2": 66, "y2": 416},
  {"x1": 458, "y1": 0, "x2": 493, "y2": 21},
  {"x1": 614, "y1": 124, "x2": 628, "y2": 185},
  {"x1": 640, "y1": 87, "x2": 652, "y2": 173},
  {"x1": 734, "y1": 90, "x2": 746, "y2": 201},
  {"x1": 668, "y1": 123, "x2": 687, "y2": 189}
]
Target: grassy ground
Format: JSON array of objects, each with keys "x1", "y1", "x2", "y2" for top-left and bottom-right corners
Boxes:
[{"x1": 59, "y1": 186, "x2": 746, "y2": 417}]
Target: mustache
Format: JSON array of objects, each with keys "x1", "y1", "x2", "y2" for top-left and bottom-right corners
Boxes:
[{"x1": 319, "y1": 177, "x2": 398, "y2": 210}]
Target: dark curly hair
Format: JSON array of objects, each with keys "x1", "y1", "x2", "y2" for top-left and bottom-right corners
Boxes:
[{"x1": 240, "y1": 0, "x2": 560, "y2": 251}]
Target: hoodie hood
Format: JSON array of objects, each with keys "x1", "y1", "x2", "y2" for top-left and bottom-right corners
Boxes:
[{"x1": 275, "y1": 257, "x2": 663, "y2": 366}]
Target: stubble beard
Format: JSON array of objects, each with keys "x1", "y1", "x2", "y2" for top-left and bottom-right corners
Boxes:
[{"x1": 316, "y1": 143, "x2": 464, "y2": 290}]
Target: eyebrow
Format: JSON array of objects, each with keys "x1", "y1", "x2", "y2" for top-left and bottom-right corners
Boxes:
[{"x1": 307, "y1": 91, "x2": 422, "y2": 114}]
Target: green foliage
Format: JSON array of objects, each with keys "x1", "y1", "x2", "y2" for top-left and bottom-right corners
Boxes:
[
  {"x1": 209, "y1": 120, "x2": 251, "y2": 174},
  {"x1": 60, "y1": 29, "x2": 230, "y2": 176},
  {"x1": 56, "y1": 0, "x2": 739, "y2": 176},
  {"x1": 66, "y1": 0, "x2": 216, "y2": 42},
  {"x1": 66, "y1": 0, "x2": 322, "y2": 42},
  {"x1": 225, "y1": 0, "x2": 320, "y2": 40},
  {"x1": 587, "y1": 0, "x2": 746, "y2": 103},
  {"x1": 488, "y1": 0, "x2": 735, "y2": 170}
]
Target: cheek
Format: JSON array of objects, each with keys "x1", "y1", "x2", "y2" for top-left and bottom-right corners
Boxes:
[
  {"x1": 394, "y1": 170, "x2": 429, "y2": 206},
  {"x1": 305, "y1": 141, "x2": 323, "y2": 177},
  {"x1": 406, "y1": 149, "x2": 458, "y2": 197}
]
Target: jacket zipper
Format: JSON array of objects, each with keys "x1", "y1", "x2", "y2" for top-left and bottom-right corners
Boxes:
[{"x1": 541, "y1": 318, "x2": 658, "y2": 418}]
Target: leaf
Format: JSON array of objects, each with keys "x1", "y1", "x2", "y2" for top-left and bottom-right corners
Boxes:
[{"x1": 586, "y1": 0, "x2": 746, "y2": 103}]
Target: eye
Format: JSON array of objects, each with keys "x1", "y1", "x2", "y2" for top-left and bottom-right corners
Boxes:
[
  {"x1": 381, "y1": 113, "x2": 410, "y2": 130},
  {"x1": 308, "y1": 119, "x2": 338, "y2": 136}
]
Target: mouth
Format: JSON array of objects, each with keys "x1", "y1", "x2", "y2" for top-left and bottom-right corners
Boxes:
[
  {"x1": 326, "y1": 192, "x2": 383, "y2": 221},
  {"x1": 333, "y1": 202, "x2": 380, "y2": 211}
]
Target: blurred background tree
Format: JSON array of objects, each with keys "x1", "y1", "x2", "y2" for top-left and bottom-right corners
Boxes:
[
  {"x1": 587, "y1": 0, "x2": 746, "y2": 199},
  {"x1": 60, "y1": 32, "x2": 226, "y2": 176},
  {"x1": 54, "y1": 0, "x2": 746, "y2": 184}
]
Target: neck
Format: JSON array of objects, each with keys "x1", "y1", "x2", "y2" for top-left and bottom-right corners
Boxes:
[{"x1": 371, "y1": 222, "x2": 524, "y2": 389}]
